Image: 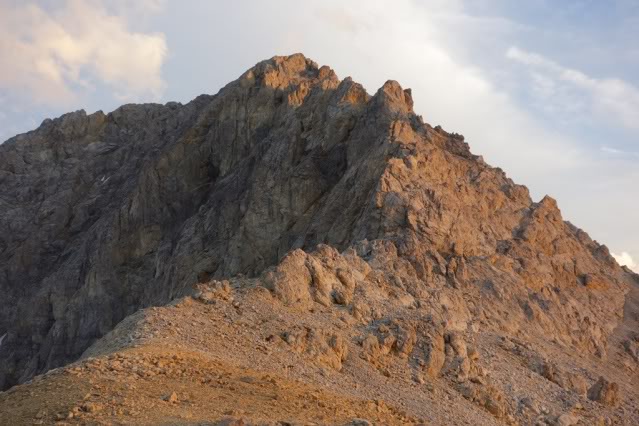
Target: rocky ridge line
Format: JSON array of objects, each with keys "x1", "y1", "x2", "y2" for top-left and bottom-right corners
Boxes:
[{"x1": 0, "y1": 53, "x2": 637, "y2": 425}]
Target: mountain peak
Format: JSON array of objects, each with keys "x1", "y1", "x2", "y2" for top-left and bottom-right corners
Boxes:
[
  {"x1": 239, "y1": 53, "x2": 335, "y2": 91},
  {"x1": 1, "y1": 54, "x2": 638, "y2": 425}
]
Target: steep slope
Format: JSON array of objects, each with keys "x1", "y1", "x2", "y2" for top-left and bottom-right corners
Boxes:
[
  {"x1": 0, "y1": 54, "x2": 637, "y2": 425},
  {"x1": 0, "y1": 251, "x2": 637, "y2": 425}
]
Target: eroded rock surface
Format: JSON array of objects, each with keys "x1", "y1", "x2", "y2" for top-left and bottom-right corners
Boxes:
[{"x1": 0, "y1": 53, "x2": 637, "y2": 425}]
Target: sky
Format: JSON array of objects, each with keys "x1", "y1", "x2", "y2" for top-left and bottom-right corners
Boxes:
[{"x1": 0, "y1": 0, "x2": 637, "y2": 272}]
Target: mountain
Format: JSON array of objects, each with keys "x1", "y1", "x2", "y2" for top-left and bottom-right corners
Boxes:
[{"x1": 0, "y1": 54, "x2": 637, "y2": 425}]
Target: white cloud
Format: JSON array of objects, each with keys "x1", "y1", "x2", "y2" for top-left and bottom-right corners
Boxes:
[
  {"x1": 612, "y1": 251, "x2": 638, "y2": 272},
  {"x1": 507, "y1": 46, "x2": 639, "y2": 130},
  {"x1": 0, "y1": 0, "x2": 167, "y2": 106}
]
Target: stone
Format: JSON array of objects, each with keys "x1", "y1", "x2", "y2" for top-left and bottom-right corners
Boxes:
[
  {"x1": 587, "y1": 376, "x2": 620, "y2": 406},
  {"x1": 555, "y1": 413, "x2": 580, "y2": 426},
  {"x1": 163, "y1": 391, "x2": 179, "y2": 404},
  {"x1": 421, "y1": 333, "x2": 446, "y2": 378},
  {"x1": 539, "y1": 360, "x2": 588, "y2": 396},
  {"x1": 349, "y1": 419, "x2": 372, "y2": 426},
  {"x1": 623, "y1": 338, "x2": 639, "y2": 362},
  {"x1": 520, "y1": 396, "x2": 540, "y2": 414},
  {"x1": 80, "y1": 402, "x2": 103, "y2": 413}
]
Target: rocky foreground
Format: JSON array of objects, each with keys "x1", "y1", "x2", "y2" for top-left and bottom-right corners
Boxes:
[{"x1": 0, "y1": 54, "x2": 638, "y2": 425}]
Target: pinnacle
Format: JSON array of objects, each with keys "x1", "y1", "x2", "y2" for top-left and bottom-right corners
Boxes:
[{"x1": 373, "y1": 80, "x2": 415, "y2": 113}]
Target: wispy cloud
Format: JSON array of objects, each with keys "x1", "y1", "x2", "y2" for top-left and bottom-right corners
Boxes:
[
  {"x1": 600, "y1": 145, "x2": 639, "y2": 159},
  {"x1": 0, "y1": 0, "x2": 167, "y2": 106},
  {"x1": 507, "y1": 46, "x2": 639, "y2": 131}
]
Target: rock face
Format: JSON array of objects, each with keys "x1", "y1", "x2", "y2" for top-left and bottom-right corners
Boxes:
[{"x1": 0, "y1": 51, "x2": 635, "y2": 413}]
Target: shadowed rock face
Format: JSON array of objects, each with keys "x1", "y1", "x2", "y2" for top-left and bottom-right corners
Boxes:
[{"x1": 0, "y1": 53, "x2": 633, "y2": 391}]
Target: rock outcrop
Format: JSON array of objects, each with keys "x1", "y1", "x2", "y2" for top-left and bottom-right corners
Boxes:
[
  {"x1": 588, "y1": 376, "x2": 621, "y2": 407},
  {"x1": 0, "y1": 53, "x2": 637, "y2": 425}
]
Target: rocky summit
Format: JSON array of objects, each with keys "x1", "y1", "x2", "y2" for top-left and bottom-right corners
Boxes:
[{"x1": 0, "y1": 54, "x2": 637, "y2": 425}]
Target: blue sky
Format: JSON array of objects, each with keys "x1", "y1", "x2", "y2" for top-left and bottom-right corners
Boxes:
[{"x1": 0, "y1": 0, "x2": 637, "y2": 271}]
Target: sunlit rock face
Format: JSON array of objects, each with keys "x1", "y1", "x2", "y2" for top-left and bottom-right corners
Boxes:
[{"x1": 0, "y1": 53, "x2": 632, "y2": 394}]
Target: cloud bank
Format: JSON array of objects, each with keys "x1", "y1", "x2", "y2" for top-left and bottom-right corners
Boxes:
[{"x1": 0, "y1": 0, "x2": 167, "y2": 105}]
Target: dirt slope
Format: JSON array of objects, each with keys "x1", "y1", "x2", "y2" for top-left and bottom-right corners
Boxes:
[{"x1": 1, "y1": 263, "x2": 637, "y2": 425}]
